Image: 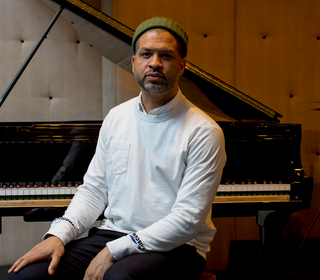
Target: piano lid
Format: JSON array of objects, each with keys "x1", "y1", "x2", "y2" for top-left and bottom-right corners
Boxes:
[{"x1": 42, "y1": 0, "x2": 282, "y2": 123}]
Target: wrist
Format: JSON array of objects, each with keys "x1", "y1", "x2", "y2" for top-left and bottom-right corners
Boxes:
[
  {"x1": 106, "y1": 243, "x2": 116, "y2": 261},
  {"x1": 44, "y1": 234, "x2": 55, "y2": 240}
]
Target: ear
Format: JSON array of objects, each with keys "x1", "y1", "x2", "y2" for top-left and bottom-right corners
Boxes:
[
  {"x1": 179, "y1": 58, "x2": 186, "y2": 76},
  {"x1": 131, "y1": 55, "x2": 135, "y2": 74}
]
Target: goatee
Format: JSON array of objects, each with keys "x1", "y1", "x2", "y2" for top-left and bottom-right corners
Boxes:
[{"x1": 134, "y1": 71, "x2": 176, "y2": 94}]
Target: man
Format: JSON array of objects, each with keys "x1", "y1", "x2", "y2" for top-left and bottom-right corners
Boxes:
[{"x1": 8, "y1": 16, "x2": 226, "y2": 280}]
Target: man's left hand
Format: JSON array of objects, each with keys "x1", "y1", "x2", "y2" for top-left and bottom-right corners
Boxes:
[{"x1": 83, "y1": 246, "x2": 115, "y2": 280}]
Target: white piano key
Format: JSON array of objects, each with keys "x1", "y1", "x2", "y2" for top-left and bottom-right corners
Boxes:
[
  {"x1": 280, "y1": 184, "x2": 290, "y2": 191},
  {"x1": 253, "y1": 184, "x2": 260, "y2": 192},
  {"x1": 17, "y1": 188, "x2": 24, "y2": 196},
  {"x1": 242, "y1": 185, "x2": 248, "y2": 192},
  {"x1": 65, "y1": 188, "x2": 72, "y2": 195},
  {"x1": 23, "y1": 188, "x2": 30, "y2": 196},
  {"x1": 12, "y1": 189, "x2": 18, "y2": 196},
  {"x1": 42, "y1": 188, "x2": 49, "y2": 196},
  {"x1": 35, "y1": 188, "x2": 43, "y2": 196},
  {"x1": 231, "y1": 185, "x2": 238, "y2": 192},
  {"x1": 71, "y1": 187, "x2": 78, "y2": 195},
  {"x1": 0, "y1": 188, "x2": 5, "y2": 197},
  {"x1": 29, "y1": 188, "x2": 36, "y2": 196},
  {"x1": 53, "y1": 188, "x2": 60, "y2": 195}
]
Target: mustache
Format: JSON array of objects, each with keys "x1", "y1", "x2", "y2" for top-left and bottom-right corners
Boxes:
[{"x1": 145, "y1": 71, "x2": 165, "y2": 79}]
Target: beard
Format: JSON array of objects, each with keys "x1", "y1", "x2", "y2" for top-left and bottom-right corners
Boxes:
[{"x1": 134, "y1": 70, "x2": 178, "y2": 94}]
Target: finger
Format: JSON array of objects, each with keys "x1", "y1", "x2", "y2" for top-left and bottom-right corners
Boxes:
[
  {"x1": 48, "y1": 252, "x2": 63, "y2": 275},
  {"x1": 48, "y1": 259, "x2": 58, "y2": 275},
  {"x1": 8, "y1": 259, "x2": 21, "y2": 273},
  {"x1": 8, "y1": 256, "x2": 33, "y2": 274}
]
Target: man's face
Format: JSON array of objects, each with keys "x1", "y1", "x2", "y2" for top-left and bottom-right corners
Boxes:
[{"x1": 132, "y1": 29, "x2": 186, "y2": 94}]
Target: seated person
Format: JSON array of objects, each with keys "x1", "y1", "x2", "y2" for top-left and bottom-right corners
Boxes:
[{"x1": 8, "y1": 16, "x2": 226, "y2": 280}]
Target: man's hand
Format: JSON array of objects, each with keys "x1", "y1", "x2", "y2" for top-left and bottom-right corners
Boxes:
[
  {"x1": 8, "y1": 236, "x2": 65, "y2": 276},
  {"x1": 84, "y1": 246, "x2": 115, "y2": 280}
]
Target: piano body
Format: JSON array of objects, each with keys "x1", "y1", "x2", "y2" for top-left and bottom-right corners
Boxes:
[{"x1": 0, "y1": 0, "x2": 313, "y2": 255}]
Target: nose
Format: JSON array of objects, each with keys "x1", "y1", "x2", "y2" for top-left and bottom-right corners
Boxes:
[{"x1": 148, "y1": 54, "x2": 162, "y2": 70}]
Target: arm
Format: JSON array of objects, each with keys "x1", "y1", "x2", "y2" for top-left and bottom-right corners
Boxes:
[
  {"x1": 107, "y1": 124, "x2": 226, "y2": 260},
  {"x1": 45, "y1": 120, "x2": 110, "y2": 245},
  {"x1": 83, "y1": 246, "x2": 115, "y2": 280}
]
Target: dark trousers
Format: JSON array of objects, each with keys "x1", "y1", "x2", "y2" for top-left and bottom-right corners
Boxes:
[{"x1": 8, "y1": 228, "x2": 206, "y2": 280}]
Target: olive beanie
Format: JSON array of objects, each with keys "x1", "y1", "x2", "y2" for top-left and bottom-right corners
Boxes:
[{"x1": 132, "y1": 16, "x2": 188, "y2": 58}]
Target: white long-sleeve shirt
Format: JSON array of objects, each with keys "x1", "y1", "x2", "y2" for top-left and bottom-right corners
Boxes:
[{"x1": 46, "y1": 89, "x2": 226, "y2": 260}]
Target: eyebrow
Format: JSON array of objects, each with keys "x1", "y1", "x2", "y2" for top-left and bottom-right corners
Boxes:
[{"x1": 139, "y1": 47, "x2": 175, "y2": 54}]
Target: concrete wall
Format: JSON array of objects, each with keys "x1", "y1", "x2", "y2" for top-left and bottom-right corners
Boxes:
[{"x1": 0, "y1": 0, "x2": 103, "y2": 265}]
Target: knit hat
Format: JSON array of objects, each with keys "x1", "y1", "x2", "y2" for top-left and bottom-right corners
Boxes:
[{"x1": 132, "y1": 16, "x2": 188, "y2": 58}]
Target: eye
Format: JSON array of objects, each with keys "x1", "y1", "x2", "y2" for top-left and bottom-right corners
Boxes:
[
  {"x1": 141, "y1": 52, "x2": 151, "y2": 58},
  {"x1": 160, "y1": 52, "x2": 175, "y2": 60}
]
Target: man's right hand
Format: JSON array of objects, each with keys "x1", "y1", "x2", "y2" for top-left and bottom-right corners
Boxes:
[{"x1": 8, "y1": 235, "x2": 65, "y2": 276}]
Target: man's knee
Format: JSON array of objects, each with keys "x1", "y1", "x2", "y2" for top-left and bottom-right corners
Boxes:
[
  {"x1": 104, "y1": 267, "x2": 132, "y2": 280},
  {"x1": 7, "y1": 260, "x2": 52, "y2": 280}
]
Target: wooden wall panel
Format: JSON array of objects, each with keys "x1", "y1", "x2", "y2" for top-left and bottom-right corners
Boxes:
[
  {"x1": 112, "y1": 0, "x2": 236, "y2": 85},
  {"x1": 234, "y1": 0, "x2": 320, "y2": 240}
]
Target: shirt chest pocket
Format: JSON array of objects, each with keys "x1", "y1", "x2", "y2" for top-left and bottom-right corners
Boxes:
[{"x1": 106, "y1": 142, "x2": 131, "y2": 175}]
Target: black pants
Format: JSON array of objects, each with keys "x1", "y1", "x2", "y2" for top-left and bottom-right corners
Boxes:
[{"x1": 8, "y1": 228, "x2": 206, "y2": 280}]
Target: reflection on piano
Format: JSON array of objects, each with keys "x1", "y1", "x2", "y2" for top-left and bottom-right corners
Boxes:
[
  {"x1": 0, "y1": 0, "x2": 313, "y2": 258},
  {"x1": 0, "y1": 122, "x2": 100, "y2": 207},
  {"x1": 0, "y1": 121, "x2": 311, "y2": 206}
]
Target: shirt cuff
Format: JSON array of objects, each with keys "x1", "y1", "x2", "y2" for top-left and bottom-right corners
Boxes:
[
  {"x1": 42, "y1": 219, "x2": 76, "y2": 245},
  {"x1": 106, "y1": 234, "x2": 142, "y2": 261}
]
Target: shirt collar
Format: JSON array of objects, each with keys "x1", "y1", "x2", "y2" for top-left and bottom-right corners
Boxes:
[{"x1": 137, "y1": 89, "x2": 182, "y2": 116}]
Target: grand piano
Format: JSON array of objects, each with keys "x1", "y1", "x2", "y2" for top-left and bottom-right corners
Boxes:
[{"x1": 0, "y1": 0, "x2": 313, "y2": 255}]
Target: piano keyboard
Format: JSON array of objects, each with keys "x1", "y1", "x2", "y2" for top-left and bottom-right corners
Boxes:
[
  {"x1": 217, "y1": 182, "x2": 290, "y2": 195},
  {"x1": 215, "y1": 182, "x2": 291, "y2": 202},
  {"x1": 0, "y1": 182, "x2": 291, "y2": 206},
  {"x1": 0, "y1": 182, "x2": 78, "y2": 200}
]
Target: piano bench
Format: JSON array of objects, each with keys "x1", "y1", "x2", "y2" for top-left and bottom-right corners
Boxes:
[{"x1": 197, "y1": 272, "x2": 217, "y2": 280}]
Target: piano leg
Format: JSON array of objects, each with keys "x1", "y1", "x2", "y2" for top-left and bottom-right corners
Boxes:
[{"x1": 257, "y1": 210, "x2": 292, "y2": 262}]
